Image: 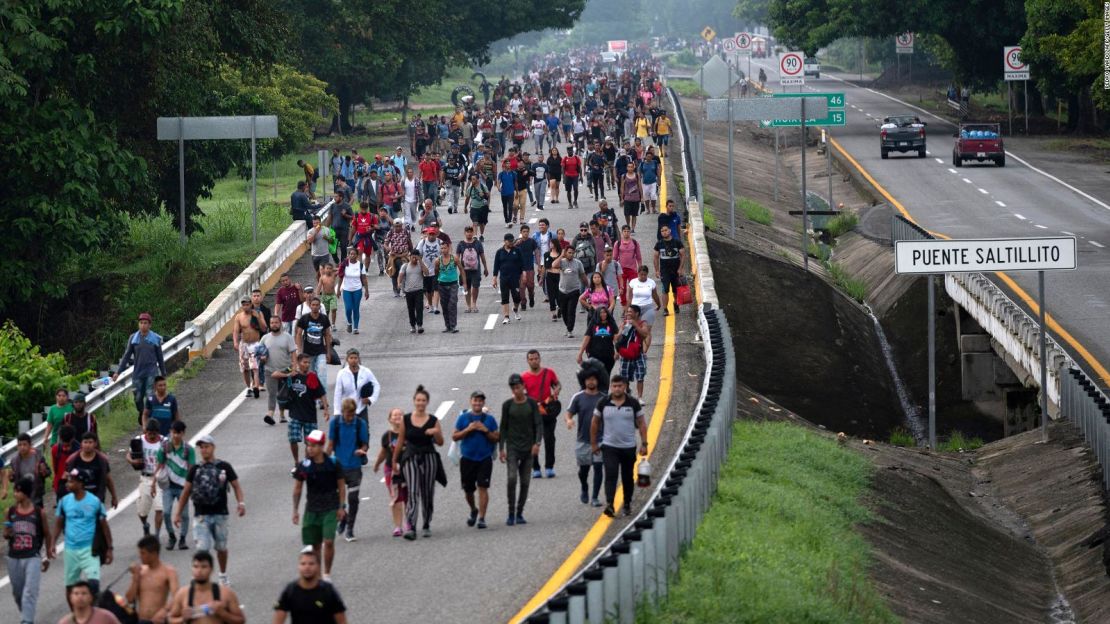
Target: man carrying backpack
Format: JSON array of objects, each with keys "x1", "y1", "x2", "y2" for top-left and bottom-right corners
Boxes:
[
  {"x1": 456, "y1": 226, "x2": 488, "y2": 314},
  {"x1": 571, "y1": 222, "x2": 597, "y2": 275},
  {"x1": 171, "y1": 435, "x2": 245, "y2": 587},
  {"x1": 293, "y1": 430, "x2": 347, "y2": 581},
  {"x1": 617, "y1": 304, "x2": 653, "y2": 400}
]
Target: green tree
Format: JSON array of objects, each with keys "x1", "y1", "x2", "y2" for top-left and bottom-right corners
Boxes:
[
  {"x1": 0, "y1": 322, "x2": 93, "y2": 435},
  {"x1": 1022, "y1": 0, "x2": 1107, "y2": 132}
]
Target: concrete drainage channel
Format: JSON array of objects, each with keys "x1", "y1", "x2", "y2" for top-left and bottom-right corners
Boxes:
[{"x1": 524, "y1": 308, "x2": 735, "y2": 624}]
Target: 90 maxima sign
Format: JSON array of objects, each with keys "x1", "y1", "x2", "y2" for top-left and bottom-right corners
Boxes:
[{"x1": 895, "y1": 237, "x2": 1077, "y2": 274}]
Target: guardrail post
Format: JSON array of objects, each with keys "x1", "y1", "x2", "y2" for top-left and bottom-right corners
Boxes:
[
  {"x1": 613, "y1": 542, "x2": 633, "y2": 623},
  {"x1": 546, "y1": 597, "x2": 568, "y2": 624},
  {"x1": 584, "y1": 568, "x2": 604, "y2": 623},
  {"x1": 649, "y1": 506, "x2": 668, "y2": 600},
  {"x1": 626, "y1": 531, "x2": 645, "y2": 604},
  {"x1": 18, "y1": 420, "x2": 29, "y2": 435},
  {"x1": 31, "y1": 412, "x2": 43, "y2": 428},
  {"x1": 566, "y1": 581, "x2": 587, "y2": 624},
  {"x1": 638, "y1": 519, "x2": 658, "y2": 605},
  {"x1": 600, "y1": 555, "x2": 619, "y2": 622}
]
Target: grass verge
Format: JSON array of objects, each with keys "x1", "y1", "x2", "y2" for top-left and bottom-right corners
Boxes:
[
  {"x1": 826, "y1": 212, "x2": 859, "y2": 238},
  {"x1": 669, "y1": 78, "x2": 707, "y2": 99},
  {"x1": 739, "y1": 197, "x2": 772, "y2": 225},
  {"x1": 640, "y1": 421, "x2": 895, "y2": 624},
  {"x1": 937, "y1": 430, "x2": 984, "y2": 452},
  {"x1": 888, "y1": 427, "x2": 915, "y2": 447},
  {"x1": 827, "y1": 262, "x2": 868, "y2": 303}
]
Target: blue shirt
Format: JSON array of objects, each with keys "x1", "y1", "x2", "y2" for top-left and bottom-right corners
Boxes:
[
  {"x1": 497, "y1": 171, "x2": 516, "y2": 196},
  {"x1": 144, "y1": 394, "x2": 178, "y2": 436},
  {"x1": 639, "y1": 160, "x2": 659, "y2": 185},
  {"x1": 58, "y1": 493, "x2": 106, "y2": 549},
  {"x1": 455, "y1": 410, "x2": 499, "y2": 461},
  {"x1": 328, "y1": 416, "x2": 369, "y2": 469}
]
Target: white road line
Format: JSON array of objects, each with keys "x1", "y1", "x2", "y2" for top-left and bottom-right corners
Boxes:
[
  {"x1": 434, "y1": 400, "x2": 456, "y2": 419},
  {"x1": 934, "y1": 158, "x2": 944, "y2": 164},
  {"x1": 962, "y1": 178, "x2": 973, "y2": 184},
  {"x1": 1091, "y1": 241, "x2": 1106, "y2": 248},
  {"x1": 463, "y1": 355, "x2": 481, "y2": 374},
  {"x1": 1015, "y1": 214, "x2": 1027, "y2": 220},
  {"x1": 947, "y1": 168, "x2": 958, "y2": 174},
  {"x1": 977, "y1": 188, "x2": 989, "y2": 195},
  {"x1": 0, "y1": 392, "x2": 250, "y2": 590},
  {"x1": 925, "y1": 151, "x2": 931, "y2": 156},
  {"x1": 1062, "y1": 231, "x2": 1076, "y2": 235},
  {"x1": 995, "y1": 201, "x2": 1007, "y2": 207},
  {"x1": 1035, "y1": 224, "x2": 1048, "y2": 229},
  {"x1": 484, "y1": 314, "x2": 498, "y2": 330}
]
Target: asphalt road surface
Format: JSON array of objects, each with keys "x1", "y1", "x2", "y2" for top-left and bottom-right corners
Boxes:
[
  {"x1": 737, "y1": 58, "x2": 1110, "y2": 389},
  {"x1": 2, "y1": 137, "x2": 705, "y2": 623}
]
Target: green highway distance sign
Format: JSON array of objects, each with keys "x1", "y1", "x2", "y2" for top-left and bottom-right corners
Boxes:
[{"x1": 760, "y1": 92, "x2": 846, "y2": 127}]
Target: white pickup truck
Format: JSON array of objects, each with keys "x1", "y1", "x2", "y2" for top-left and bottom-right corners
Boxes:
[{"x1": 804, "y1": 57, "x2": 820, "y2": 78}]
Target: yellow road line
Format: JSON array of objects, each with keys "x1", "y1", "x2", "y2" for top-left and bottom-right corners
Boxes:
[
  {"x1": 829, "y1": 136, "x2": 1110, "y2": 385},
  {"x1": 508, "y1": 153, "x2": 680, "y2": 624}
]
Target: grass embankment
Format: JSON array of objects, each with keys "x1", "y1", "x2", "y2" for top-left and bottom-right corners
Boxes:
[
  {"x1": 642, "y1": 421, "x2": 896, "y2": 624},
  {"x1": 669, "y1": 78, "x2": 707, "y2": 99}
]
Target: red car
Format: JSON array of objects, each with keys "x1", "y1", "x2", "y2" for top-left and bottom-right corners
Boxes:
[{"x1": 953, "y1": 123, "x2": 1004, "y2": 167}]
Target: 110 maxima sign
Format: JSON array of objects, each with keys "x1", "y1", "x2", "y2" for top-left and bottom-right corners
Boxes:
[{"x1": 895, "y1": 237, "x2": 1077, "y2": 274}]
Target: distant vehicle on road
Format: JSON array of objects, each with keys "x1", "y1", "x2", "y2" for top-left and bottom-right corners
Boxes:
[
  {"x1": 803, "y1": 57, "x2": 820, "y2": 78},
  {"x1": 952, "y1": 123, "x2": 1004, "y2": 167},
  {"x1": 879, "y1": 115, "x2": 927, "y2": 159}
]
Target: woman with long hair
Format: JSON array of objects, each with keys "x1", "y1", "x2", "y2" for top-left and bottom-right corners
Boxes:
[
  {"x1": 546, "y1": 147, "x2": 563, "y2": 205},
  {"x1": 391, "y1": 385, "x2": 444, "y2": 540},
  {"x1": 579, "y1": 271, "x2": 616, "y2": 320}
]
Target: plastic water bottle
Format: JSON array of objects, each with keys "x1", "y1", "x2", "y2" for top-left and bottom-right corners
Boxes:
[{"x1": 92, "y1": 376, "x2": 111, "y2": 389}]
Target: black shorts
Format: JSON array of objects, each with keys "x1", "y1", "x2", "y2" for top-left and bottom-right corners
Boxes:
[
  {"x1": 470, "y1": 207, "x2": 489, "y2": 225},
  {"x1": 423, "y1": 275, "x2": 437, "y2": 294},
  {"x1": 624, "y1": 201, "x2": 641, "y2": 217},
  {"x1": 660, "y1": 268, "x2": 680, "y2": 294},
  {"x1": 460, "y1": 457, "x2": 493, "y2": 492},
  {"x1": 500, "y1": 278, "x2": 521, "y2": 304},
  {"x1": 464, "y1": 269, "x2": 481, "y2": 289}
]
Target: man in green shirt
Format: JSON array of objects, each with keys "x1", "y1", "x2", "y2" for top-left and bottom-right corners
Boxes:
[
  {"x1": 498, "y1": 373, "x2": 541, "y2": 526},
  {"x1": 45, "y1": 387, "x2": 73, "y2": 448},
  {"x1": 154, "y1": 420, "x2": 195, "y2": 551}
]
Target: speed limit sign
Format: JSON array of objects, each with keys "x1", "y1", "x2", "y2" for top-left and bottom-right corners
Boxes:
[
  {"x1": 779, "y1": 51, "x2": 804, "y2": 86},
  {"x1": 1004, "y1": 45, "x2": 1029, "y2": 80}
]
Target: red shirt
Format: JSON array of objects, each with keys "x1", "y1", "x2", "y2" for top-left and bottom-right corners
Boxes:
[
  {"x1": 562, "y1": 156, "x2": 581, "y2": 178},
  {"x1": 522, "y1": 367, "x2": 559, "y2": 403},
  {"x1": 354, "y1": 212, "x2": 377, "y2": 234},
  {"x1": 419, "y1": 160, "x2": 440, "y2": 183},
  {"x1": 51, "y1": 441, "x2": 79, "y2": 492},
  {"x1": 276, "y1": 285, "x2": 301, "y2": 322}
]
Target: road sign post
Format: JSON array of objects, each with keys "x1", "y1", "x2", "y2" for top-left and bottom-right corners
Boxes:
[
  {"x1": 728, "y1": 63, "x2": 735, "y2": 237},
  {"x1": 735, "y1": 33, "x2": 753, "y2": 83},
  {"x1": 1004, "y1": 46, "x2": 1030, "y2": 135},
  {"x1": 157, "y1": 115, "x2": 279, "y2": 244},
  {"x1": 700, "y1": 26, "x2": 716, "y2": 43},
  {"x1": 800, "y1": 99, "x2": 809, "y2": 272},
  {"x1": 894, "y1": 237, "x2": 1078, "y2": 447}
]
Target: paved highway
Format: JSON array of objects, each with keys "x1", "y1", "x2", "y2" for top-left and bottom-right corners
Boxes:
[
  {"x1": 744, "y1": 58, "x2": 1110, "y2": 388},
  {"x1": 1, "y1": 139, "x2": 704, "y2": 623}
]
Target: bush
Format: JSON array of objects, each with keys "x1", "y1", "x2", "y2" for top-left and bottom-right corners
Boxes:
[
  {"x1": 826, "y1": 212, "x2": 859, "y2": 238},
  {"x1": 702, "y1": 205, "x2": 718, "y2": 232},
  {"x1": 670, "y1": 79, "x2": 707, "y2": 98},
  {"x1": 674, "y1": 50, "x2": 699, "y2": 67},
  {"x1": 888, "y1": 427, "x2": 915, "y2": 447},
  {"x1": 0, "y1": 322, "x2": 93, "y2": 435},
  {"x1": 827, "y1": 262, "x2": 868, "y2": 303},
  {"x1": 739, "y1": 197, "x2": 772, "y2": 225},
  {"x1": 937, "y1": 430, "x2": 984, "y2": 452}
]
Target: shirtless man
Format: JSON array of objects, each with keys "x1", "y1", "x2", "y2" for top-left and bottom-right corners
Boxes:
[
  {"x1": 316, "y1": 264, "x2": 339, "y2": 326},
  {"x1": 126, "y1": 535, "x2": 179, "y2": 624},
  {"x1": 231, "y1": 297, "x2": 266, "y2": 399},
  {"x1": 168, "y1": 551, "x2": 244, "y2": 624}
]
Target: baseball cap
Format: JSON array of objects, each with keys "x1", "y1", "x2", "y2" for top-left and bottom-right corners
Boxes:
[
  {"x1": 67, "y1": 468, "x2": 90, "y2": 484},
  {"x1": 423, "y1": 227, "x2": 438, "y2": 234},
  {"x1": 72, "y1": 392, "x2": 87, "y2": 402},
  {"x1": 196, "y1": 435, "x2": 215, "y2": 446},
  {"x1": 306, "y1": 430, "x2": 326, "y2": 446},
  {"x1": 504, "y1": 233, "x2": 515, "y2": 242},
  {"x1": 304, "y1": 286, "x2": 315, "y2": 292},
  {"x1": 138, "y1": 312, "x2": 152, "y2": 322},
  {"x1": 508, "y1": 373, "x2": 524, "y2": 386},
  {"x1": 470, "y1": 390, "x2": 486, "y2": 400}
]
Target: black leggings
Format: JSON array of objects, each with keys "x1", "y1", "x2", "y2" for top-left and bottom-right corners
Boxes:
[
  {"x1": 602, "y1": 445, "x2": 637, "y2": 509},
  {"x1": 545, "y1": 272, "x2": 561, "y2": 312},
  {"x1": 405, "y1": 290, "x2": 424, "y2": 328},
  {"x1": 532, "y1": 415, "x2": 558, "y2": 471},
  {"x1": 564, "y1": 176, "x2": 579, "y2": 204},
  {"x1": 589, "y1": 172, "x2": 605, "y2": 199},
  {"x1": 501, "y1": 195, "x2": 514, "y2": 223},
  {"x1": 559, "y1": 289, "x2": 580, "y2": 333},
  {"x1": 343, "y1": 469, "x2": 362, "y2": 529}
]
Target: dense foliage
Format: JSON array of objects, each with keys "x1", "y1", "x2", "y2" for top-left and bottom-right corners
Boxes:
[{"x1": 0, "y1": 322, "x2": 92, "y2": 435}]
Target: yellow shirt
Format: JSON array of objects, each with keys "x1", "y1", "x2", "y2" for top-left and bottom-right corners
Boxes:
[
  {"x1": 303, "y1": 163, "x2": 315, "y2": 181},
  {"x1": 635, "y1": 118, "x2": 650, "y2": 138},
  {"x1": 655, "y1": 117, "x2": 672, "y2": 136}
]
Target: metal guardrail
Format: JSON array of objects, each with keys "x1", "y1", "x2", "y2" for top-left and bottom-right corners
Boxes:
[
  {"x1": 1062, "y1": 368, "x2": 1110, "y2": 488},
  {"x1": 523, "y1": 82, "x2": 738, "y2": 624},
  {"x1": 891, "y1": 214, "x2": 1077, "y2": 410},
  {"x1": 1, "y1": 198, "x2": 335, "y2": 465}
]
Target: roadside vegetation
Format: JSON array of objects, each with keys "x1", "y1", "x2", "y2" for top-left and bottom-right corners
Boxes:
[
  {"x1": 641, "y1": 421, "x2": 896, "y2": 624},
  {"x1": 739, "y1": 197, "x2": 773, "y2": 225},
  {"x1": 669, "y1": 79, "x2": 707, "y2": 99}
]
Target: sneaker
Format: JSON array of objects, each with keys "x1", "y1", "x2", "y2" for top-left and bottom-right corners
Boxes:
[
  {"x1": 403, "y1": 530, "x2": 417, "y2": 541},
  {"x1": 502, "y1": 316, "x2": 510, "y2": 325},
  {"x1": 353, "y1": 329, "x2": 359, "y2": 334},
  {"x1": 433, "y1": 308, "x2": 441, "y2": 315},
  {"x1": 417, "y1": 327, "x2": 425, "y2": 334},
  {"x1": 477, "y1": 518, "x2": 487, "y2": 529},
  {"x1": 673, "y1": 305, "x2": 680, "y2": 315},
  {"x1": 580, "y1": 490, "x2": 589, "y2": 504},
  {"x1": 515, "y1": 514, "x2": 527, "y2": 525},
  {"x1": 142, "y1": 522, "x2": 150, "y2": 536},
  {"x1": 345, "y1": 529, "x2": 357, "y2": 542},
  {"x1": 451, "y1": 328, "x2": 459, "y2": 333},
  {"x1": 244, "y1": 388, "x2": 252, "y2": 398},
  {"x1": 218, "y1": 574, "x2": 230, "y2": 587},
  {"x1": 279, "y1": 414, "x2": 288, "y2": 423},
  {"x1": 514, "y1": 312, "x2": 521, "y2": 321},
  {"x1": 520, "y1": 301, "x2": 527, "y2": 311},
  {"x1": 410, "y1": 327, "x2": 416, "y2": 334},
  {"x1": 422, "y1": 527, "x2": 432, "y2": 538},
  {"x1": 603, "y1": 505, "x2": 615, "y2": 517},
  {"x1": 532, "y1": 469, "x2": 542, "y2": 479},
  {"x1": 622, "y1": 505, "x2": 632, "y2": 517},
  {"x1": 252, "y1": 387, "x2": 260, "y2": 399},
  {"x1": 506, "y1": 515, "x2": 516, "y2": 526},
  {"x1": 263, "y1": 414, "x2": 276, "y2": 426},
  {"x1": 591, "y1": 498, "x2": 603, "y2": 508},
  {"x1": 337, "y1": 519, "x2": 347, "y2": 535},
  {"x1": 392, "y1": 527, "x2": 403, "y2": 537},
  {"x1": 546, "y1": 469, "x2": 556, "y2": 478},
  {"x1": 467, "y1": 509, "x2": 478, "y2": 527},
  {"x1": 346, "y1": 323, "x2": 353, "y2": 333}
]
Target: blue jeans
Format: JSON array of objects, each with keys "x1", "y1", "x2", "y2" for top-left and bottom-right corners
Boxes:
[
  {"x1": 163, "y1": 484, "x2": 188, "y2": 541},
  {"x1": 311, "y1": 354, "x2": 328, "y2": 389},
  {"x1": 422, "y1": 181, "x2": 439, "y2": 205},
  {"x1": 342, "y1": 288, "x2": 362, "y2": 329},
  {"x1": 6, "y1": 555, "x2": 41, "y2": 624},
  {"x1": 132, "y1": 375, "x2": 156, "y2": 417}
]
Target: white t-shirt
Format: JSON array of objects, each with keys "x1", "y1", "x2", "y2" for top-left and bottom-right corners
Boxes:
[
  {"x1": 628, "y1": 278, "x2": 657, "y2": 307},
  {"x1": 340, "y1": 260, "x2": 365, "y2": 292},
  {"x1": 295, "y1": 301, "x2": 326, "y2": 318},
  {"x1": 531, "y1": 120, "x2": 546, "y2": 136},
  {"x1": 403, "y1": 178, "x2": 418, "y2": 202}
]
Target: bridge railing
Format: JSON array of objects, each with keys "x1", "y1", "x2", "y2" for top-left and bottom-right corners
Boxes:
[
  {"x1": 521, "y1": 86, "x2": 738, "y2": 624},
  {"x1": 1, "y1": 198, "x2": 334, "y2": 465}
]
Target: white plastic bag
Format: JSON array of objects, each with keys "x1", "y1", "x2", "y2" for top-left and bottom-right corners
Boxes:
[{"x1": 447, "y1": 440, "x2": 462, "y2": 466}]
